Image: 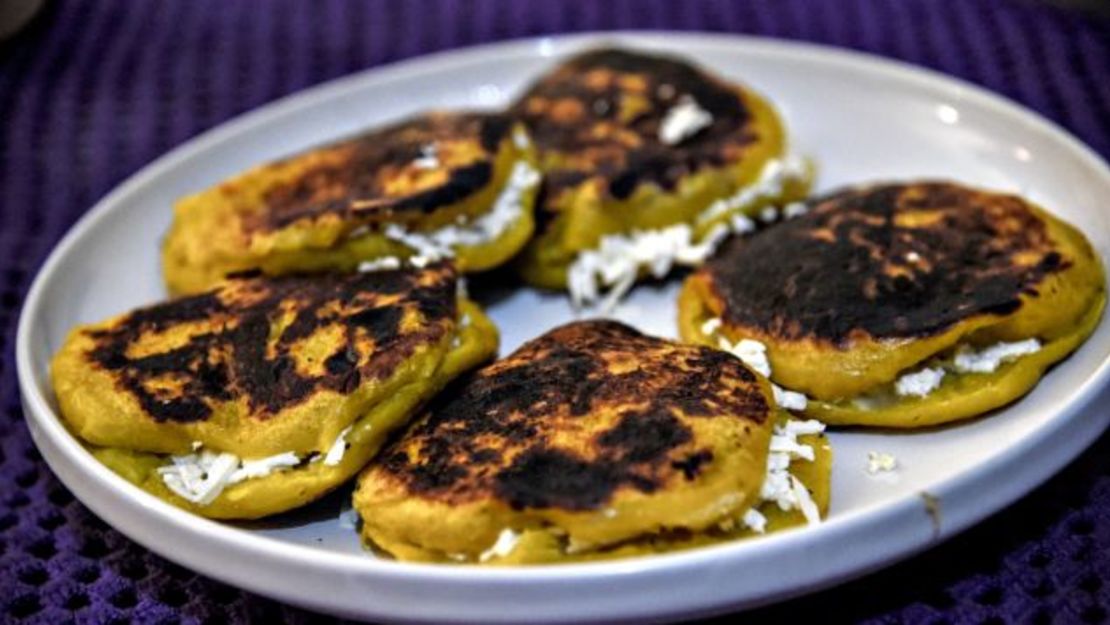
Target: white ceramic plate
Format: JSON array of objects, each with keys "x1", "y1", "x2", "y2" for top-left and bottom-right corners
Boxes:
[{"x1": 16, "y1": 33, "x2": 1110, "y2": 624}]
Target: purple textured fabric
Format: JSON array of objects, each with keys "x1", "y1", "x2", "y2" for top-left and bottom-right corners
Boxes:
[{"x1": 1, "y1": 0, "x2": 1108, "y2": 623}]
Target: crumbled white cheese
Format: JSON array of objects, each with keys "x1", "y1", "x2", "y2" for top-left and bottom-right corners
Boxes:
[
  {"x1": 742, "y1": 508, "x2": 768, "y2": 534},
  {"x1": 695, "y1": 154, "x2": 810, "y2": 228},
  {"x1": 658, "y1": 96, "x2": 713, "y2": 145},
  {"x1": 718, "y1": 337, "x2": 771, "y2": 377},
  {"x1": 783, "y1": 202, "x2": 809, "y2": 219},
  {"x1": 730, "y1": 213, "x2": 756, "y2": 234},
  {"x1": 357, "y1": 256, "x2": 401, "y2": 272},
  {"x1": 565, "y1": 154, "x2": 807, "y2": 309},
  {"x1": 866, "y1": 451, "x2": 898, "y2": 474},
  {"x1": 566, "y1": 222, "x2": 729, "y2": 311},
  {"x1": 323, "y1": 425, "x2": 353, "y2": 466},
  {"x1": 700, "y1": 317, "x2": 722, "y2": 336},
  {"x1": 228, "y1": 451, "x2": 300, "y2": 484},
  {"x1": 383, "y1": 160, "x2": 541, "y2": 266},
  {"x1": 157, "y1": 450, "x2": 240, "y2": 505},
  {"x1": 759, "y1": 205, "x2": 779, "y2": 223},
  {"x1": 161, "y1": 425, "x2": 357, "y2": 504},
  {"x1": 412, "y1": 143, "x2": 439, "y2": 170},
  {"x1": 772, "y1": 384, "x2": 808, "y2": 411},
  {"x1": 894, "y1": 366, "x2": 946, "y2": 397},
  {"x1": 478, "y1": 528, "x2": 521, "y2": 562},
  {"x1": 953, "y1": 339, "x2": 1041, "y2": 374},
  {"x1": 905, "y1": 251, "x2": 921, "y2": 263},
  {"x1": 751, "y1": 419, "x2": 826, "y2": 527},
  {"x1": 513, "y1": 128, "x2": 531, "y2": 150}
]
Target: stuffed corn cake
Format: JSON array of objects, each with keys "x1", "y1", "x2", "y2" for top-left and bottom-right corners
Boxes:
[
  {"x1": 511, "y1": 48, "x2": 813, "y2": 307},
  {"x1": 50, "y1": 263, "x2": 498, "y2": 519},
  {"x1": 163, "y1": 111, "x2": 540, "y2": 295},
  {"x1": 354, "y1": 320, "x2": 831, "y2": 564},
  {"x1": 679, "y1": 181, "x2": 1106, "y2": 428}
]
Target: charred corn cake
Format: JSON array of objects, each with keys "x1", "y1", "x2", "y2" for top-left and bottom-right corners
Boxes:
[
  {"x1": 511, "y1": 48, "x2": 813, "y2": 308},
  {"x1": 679, "y1": 182, "x2": 1106, "y2": 428},
  {"x1": 354, "y1": 320, "x2": 831, "y2": 564},
  {"x1": 163, "y1": 111, "x2": 539, "y2": 295},
  {"x1": 51, "y1": 263, "x2": 498, "y2": 519}
]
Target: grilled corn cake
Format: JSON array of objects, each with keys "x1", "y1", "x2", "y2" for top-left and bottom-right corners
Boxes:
[
  {"x1": 679, "y1": 182, "x2": 1106, "y2": 427},
  {"x1": 511, "y1": 48, "x2": 812, "y2": 307},
  {"x1": 51, "y1": 263, "x2": 498, "y2": 519},
  {"x1": 163, "y1": 111, "x2": 539, "y2": 295},
  {"x1": 354, "y1": 320, "x2": 831, "y2": 564}
]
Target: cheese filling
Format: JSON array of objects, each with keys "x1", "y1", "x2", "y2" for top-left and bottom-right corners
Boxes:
[
  {"x1": 658, "y1": 96, "x2": 713, "y2": 145},
  {"x1": 741, "y1": 419, "x2": 826, "y2": 533},
  {"x1": 887, "y1": 338, "x2": 1043, "y2": 400},
  {"x1": 568, "y1": 154, "x2": 808, "y2": 310},
  {"x1": 356, "y1": 158, "x2": 540, "y2": 269},
  {"x1": 705, "y1": 319, "x2": 809, "y2": 412},
  {"x1": 158, "y1": 426, "x2": 355, "y2": 505},
  {"x1": 478, "y1": 528, "x2": 521, "y2": 562}
]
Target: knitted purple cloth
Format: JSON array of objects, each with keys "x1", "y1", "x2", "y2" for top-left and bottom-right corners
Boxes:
[{"x1": 1, "y1": 1, "x2": 1108, "y2": 623}]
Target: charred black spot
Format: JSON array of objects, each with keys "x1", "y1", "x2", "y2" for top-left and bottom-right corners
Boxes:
[
  {"x1": 255, "y1": 112, "x2": 512, "y2": 230},
  {"x1": 84, "y1": 265, "x2": 457, "y2": 423},
  {"x1": 384, "y1": 162, "x2": 492, "y2": 215},
  {"x1": 597, "y1": 408, "x2": 692, "y2": 464},
  {"x1": 378, "y1": 320, "x2": 769, "y2": 510},
  {"x1": 495, "y1": 448, "x2": 622, "y2": 511},
  {"x1": 672, "y1": 450, "x2": 714, "y2": 480},
  {"x1": 708, "y1": 183, "x2": 1072, "y2": 344}
]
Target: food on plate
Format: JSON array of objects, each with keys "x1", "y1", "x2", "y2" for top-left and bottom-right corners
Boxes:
[
  {"x1": 162, "y1": 111, "x2": 539, "y2": 295},
  {"x1": 679, "y1": 181, "x2": 1106, "y2": 427},
  {"x1": 511, "y1": 47, "x2": 812, "y2": 308},
  {"x1": 50, "y1": 263, "x2": 498, "y2": 519},
  {"x1": 354, "y1": 320, "x2": 830, "y2": 564}
]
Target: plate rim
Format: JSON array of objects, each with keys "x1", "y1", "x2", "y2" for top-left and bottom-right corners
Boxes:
[{"x1": 16, "y1": 30, "x2": 1110, "y2": 621}]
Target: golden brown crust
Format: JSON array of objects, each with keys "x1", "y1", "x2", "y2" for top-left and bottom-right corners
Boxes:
[
  {"x1": 372, "y1": 320, "x2": 769, "y2": 512},
  {"x1": 702, "y1": 182, "x2": 1070, "y2": 345},
  {"x1": 76, "y1": 264, "x2": 457, "y2": 424}
]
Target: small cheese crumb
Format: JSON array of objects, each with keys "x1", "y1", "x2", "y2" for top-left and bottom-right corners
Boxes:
[
  {"x1": 357, "y1": 256, "x2": 401, "y2": 272},
  {"x1": 772, "y1": 384, "x2": 808, "y2": 411},
  {"x1": 866, "y1": 451, "x2": 898, "y2": 474},
  {"x1": 742, "y1": 508, "x2": 768, "y2": 534},
  {"x1": 953, "y1": 339, "x2": 1041, "y2": 374},
  {"x1": 783, "y1": 202, "x2": 809, "y2": 219},
  {"x1": 512, "y1": 128, "x2": 530, "y2": 149},
  {"x1": 759, "y1": 206, "x2": 779, "y2": 223},
  {"x1": 700, "y1": 317, "x2": 722, "y2": 336},
  {"x1": 894, "y1": 366, "x2": 946, "y2": 397},
  {"x1": 730, "y1": 213, "x2": 756, "y2": 234},
  {"x1": 323, "y1": 425, "x2": 353, "y2": 466},
  {"x1": 228, "y1": 451, "x2": 300, "y2": 484},
  {"x1": 478, "y1": 528, "x2": 520, "y2": 562},
  {"x1": 719, "y1": 337, "x2": 771, "y2": 377},
  {"x1": 412, "y1": 143, "x2": 439, "y2": 170},
  {"x1": 658, "y1": 96, "x2": 713, "y2": 145}
]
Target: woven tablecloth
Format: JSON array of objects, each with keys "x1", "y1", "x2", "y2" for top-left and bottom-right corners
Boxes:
[{"x1": 2, "y1": 1, "x2": 1108, "y2": 623}]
